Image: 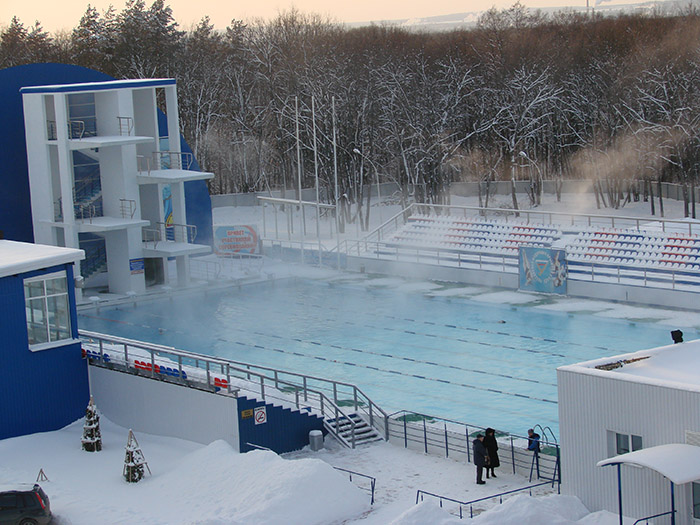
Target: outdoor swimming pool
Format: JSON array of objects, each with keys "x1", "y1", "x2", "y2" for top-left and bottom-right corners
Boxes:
[{"x1": 78, "y1": 278, "x2": 675, "y2": 437}]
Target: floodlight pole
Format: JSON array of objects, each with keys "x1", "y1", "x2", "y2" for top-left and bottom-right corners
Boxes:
[
  {"x1": 295, "y1": 97, "x2": 304, "y2": 263},
  {"x1": 332, "y1": 96, "x2": 340, "y2": 269},
  {"x1": 312, "y1": 96, "x2": 321, "y2": 266}
]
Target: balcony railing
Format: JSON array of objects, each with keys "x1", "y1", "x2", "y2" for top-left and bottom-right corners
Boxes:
[{"x1": 137, "y1": 151, "x2": 194, "y2": 175}]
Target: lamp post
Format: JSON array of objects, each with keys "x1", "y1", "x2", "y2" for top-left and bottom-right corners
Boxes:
[
  {"x1": 519, "y1": 151, "x2": 543, "y2": 206},
  {"x1": 353, "y1": 148, "x2": 383, "y2": 226}
]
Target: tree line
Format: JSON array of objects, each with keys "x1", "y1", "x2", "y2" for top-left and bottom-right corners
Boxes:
[{"x1": 4, "y1": 1, "x2": 700, "y2": 226}]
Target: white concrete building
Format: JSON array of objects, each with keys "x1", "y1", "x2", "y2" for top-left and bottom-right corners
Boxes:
[
  {"x1": 558, "y1": 337, "x2": 700, "y2": 524},
  {"x1": 21, "y1": 78, "x2": 212, "y2": 295}
]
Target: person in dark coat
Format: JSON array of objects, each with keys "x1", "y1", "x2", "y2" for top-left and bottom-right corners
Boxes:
[
  {"x1": 483, "y1": 428, "x2": 500, "y2": 479},
  {"x1": 472, "y1": 434, "x2": 488, "y2": 484}
]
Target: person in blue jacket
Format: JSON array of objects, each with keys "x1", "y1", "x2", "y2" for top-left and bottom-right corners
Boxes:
[
  {"x1": 527, "y1": 428, "x2": 541, "y2": 454},
  {"x1": 472, "y1": 434, "x2": 488, "y2": 484}
]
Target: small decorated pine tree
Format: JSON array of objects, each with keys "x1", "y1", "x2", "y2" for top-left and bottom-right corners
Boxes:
[
  {"x1": 123, "y1": 429, "x2": 151, "y2": 483},
  {"x1": 81, "y1": 396, "x2": 102, "y2": 452}
]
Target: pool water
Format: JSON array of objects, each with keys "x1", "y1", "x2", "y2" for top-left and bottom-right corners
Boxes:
[{"x1": 78, "y1": 279, "x2": 673, "y2": 437}]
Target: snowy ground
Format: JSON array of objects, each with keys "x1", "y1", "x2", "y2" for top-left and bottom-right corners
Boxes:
[
  {"x1": 6, "y1": 190, "x2": 692, "y2": 523},
  {"x1": 0, "y1": 416, "x2": 634, "y2": 524}
]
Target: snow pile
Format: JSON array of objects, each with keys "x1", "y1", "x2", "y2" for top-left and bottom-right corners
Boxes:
[
  {"x1": 389, "y1": 501, "x2": 462, "y2": 524},
  {"x1": 390, "y1": 494, "x2": 594, "y2": 524},
  {"x1": 0, "y1": 419, "x2": 368, "y2": 525},
  {"x1": 469, "y1": 493, "x2": 589, "y2": 524},
  {"x1": 145, "y1": 440, "x2": 369, "y2": 524}
]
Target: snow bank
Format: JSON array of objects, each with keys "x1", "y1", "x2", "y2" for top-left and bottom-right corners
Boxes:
[
  {"x1": 144, "y1": 440, "x2": 369, "y2": 524},
  {"x1": 469, "y1": 494, "x2": 590, "y2": 524},
  {"x1": 388, "y1": 500, "x2": 462, "y2": 524}
]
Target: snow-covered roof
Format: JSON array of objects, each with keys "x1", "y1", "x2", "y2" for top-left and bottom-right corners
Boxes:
[
  {"x1": 597, "y1": 444, "x2": 700, "y2": 484},
  {"x1": 20, "y1": 78, "x2": 175, "y2": 94},
  {"x1": 558, "y1": 338, "x2": 700, "y2": 392},
  {"x1": 0, "y1": 240, "x2": 84, "y2": 279}
]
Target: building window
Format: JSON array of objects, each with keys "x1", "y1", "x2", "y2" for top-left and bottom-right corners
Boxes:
[
  {"x1": 24, "y1": 271, "x2": 72, "y2": 349},
  {"x1": 615, "y1": 432, "x2": 643, "y2": 455}
]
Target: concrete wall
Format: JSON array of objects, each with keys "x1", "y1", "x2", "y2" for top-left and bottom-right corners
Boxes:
[
  {"x1": 89, "y1": 366, "x2": 240, "y2": 449},
  {"x1": 212, "y1": 180, "x2": 700, "y2": 209},
  {"x1": 557, "y1": 366, "x2": 700, "y2": 522},
  {"x1": 345, "y1": 256, "x2": 524, "y2": 289}
]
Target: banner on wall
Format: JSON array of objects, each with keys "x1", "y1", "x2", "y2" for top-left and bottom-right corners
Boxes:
[
  {"x1": 519, "y1": 247, "x2": 567, "y2": 294},
  {"x1": 214, "y1": 225, "x2": 259, "y2": 255}
]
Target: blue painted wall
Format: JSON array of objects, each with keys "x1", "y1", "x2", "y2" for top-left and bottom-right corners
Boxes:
[
  {"x1": 0, "y1": 263, "x2": 89, "y2": 439},
  {"x1": 0, "y1": 63, "x2": 212, "y2": 245},
  {"x1": 237, "y1": 396, "x2": 326, "y2": 454}
]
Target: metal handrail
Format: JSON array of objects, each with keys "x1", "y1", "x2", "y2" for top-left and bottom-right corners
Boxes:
[
  {"x1": 119, "y1": 199, "x2": 136, "y2": 219},
  {"x1": 137, "y1": 151, "x2": 194, "y2": 174},
  {"x1": 156, "y1": 221, "x2": 197, "y2": 243},
  {"x1": 68, "y1": 119, "x2": 86, "y2": 139},
  {"x1": 416, "y1": 480, "x2": 556, "y2": 519},
  {"x1": 633, "y1": 510, "x2": 676, "y2": 524},
  {"x1": 333, "y1": 467, "x2": 376, "y2": 505},
  {"x1": 117, "y1": 116, "x2": 134, "y2": 136},
  {"x1": 76, "y1": 203, "x2": 96, "y2": 223},
  {"x1": 78, "y1": 330, "x2": 365, "y2": 449},
  {"x1": 201, "y1": 353, "x2": 390, "y2": 441},
  {"x1": 142, "y1": 228, "x2": 162, "y2": 248}
]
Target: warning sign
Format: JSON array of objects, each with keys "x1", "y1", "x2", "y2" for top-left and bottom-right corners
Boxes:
[
  {"x1": 241, "y1": 409, "x2": 254, "y2": 419},
  {"x1": 254, "y1": 406, "x2": 267, "y2": 425}
]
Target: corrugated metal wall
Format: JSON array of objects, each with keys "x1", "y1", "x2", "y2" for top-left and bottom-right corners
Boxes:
[
  {"x1": 237, "y1": 396, "x2": 325, "y2": 454},
  {"x1": 0, "y1": 263, "x2": 89, "y2": 440},
  {"x1": 558, "y1": 366, "x2": 700, "y2": 523}
]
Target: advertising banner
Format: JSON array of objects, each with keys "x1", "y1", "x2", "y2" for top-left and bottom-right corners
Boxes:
[
  {"x1": 214, "y1": 225, "x2": 259, "y2": 255},
  {"x1": 519, "y1": 247, "x2": 567, "y2": 294}
]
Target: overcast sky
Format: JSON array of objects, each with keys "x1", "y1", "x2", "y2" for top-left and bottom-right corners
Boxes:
[{"x1": 3, "y1": 0, "x2": 594, "y2": 33}]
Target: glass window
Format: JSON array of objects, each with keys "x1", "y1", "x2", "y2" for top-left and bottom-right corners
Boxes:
[
  {"x1": 24, "y1": 271, "x2": 73, "y2": 349},
  {"x1": 616, "y1": 433, "x2": 630, "y2": 455},
  {"x1": 631, "y1": 434, "x2": 643, "y2": 452},
  {"x1": 0, "y1": 493, "x2": 17, "y2": 509}
]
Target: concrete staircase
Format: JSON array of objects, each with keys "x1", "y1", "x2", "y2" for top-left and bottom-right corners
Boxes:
[{"x1": 326, "y1": 412, "x2": 383, "y2": 448}]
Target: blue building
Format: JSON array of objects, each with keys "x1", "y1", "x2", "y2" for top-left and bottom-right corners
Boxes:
[{"x1": 0, "y1": 240, "x2": 87, "y2": 439}]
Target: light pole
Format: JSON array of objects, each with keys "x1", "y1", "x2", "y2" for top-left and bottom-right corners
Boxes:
[
  {"x1": 519, "y1": 151, "x2": 543, "y2": 206},
  {"x1": 353, "y1": 148, "x2": 384, "y2": 226}
]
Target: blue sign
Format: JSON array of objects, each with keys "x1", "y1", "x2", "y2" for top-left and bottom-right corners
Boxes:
[
  {"x1": 519, "y1": 247, "x2": 567, "y2": 294},
  {"x1": 129, "y1": 258, "x2": 145, "y2": 275}
]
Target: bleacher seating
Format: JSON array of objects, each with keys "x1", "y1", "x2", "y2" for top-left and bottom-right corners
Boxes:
[
  {"x1": 366, "y1": 213, "x2": 561, "y2": 271},
  {"x1": 566, "y1": 229, "x2": 700, "y2": 271},
  {"x1": 364, "y1": 212, "x2": 700, "y2": 288}
]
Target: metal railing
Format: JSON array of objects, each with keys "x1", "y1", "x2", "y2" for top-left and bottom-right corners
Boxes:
[
  {"x1": 68, "y1": 119, "x2": 87, "y2": 139},
  {"x1": 156, "y1": 221, "x2": 197, "y2": 243},
  {"x1": 333, "y1": 467, "x2": 376, "y2": 505},
  {"x1": 46, "y1": 120, "x2": 57, "y2": 140},
  {"x1": 76, "y1": 203, "x2": 97, "y2": 223},
  {"x1": 633, "y1": 510, "x2": 676, "y2": 524},
  {"x1": 416, "y1": 480, "x2": 558, "y2": 519},
  {"x1": 117, "y1": 116, "x2": 134, "y2": 136},
  {"x1": 189, "y1": 258, "x2": 222, "y2": 281},
  {"x1": 142, "y1": 228, "x2": 162, "y2": 248},
  {"x1": 137, "y1": 151, "x2": 194, "y2": 174},
  {"x1": 78, "y1": 330, "x2": 388, "y2": 449},
  {"x1": 388, "y1": 410, "x2": 560, "y2": 483},
  {"x1": 207, "y1": 355, "x2": 390, "y2": 443},
  {"x1": 119, "y1": 199, "x2": 136, "y2": 219}
]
